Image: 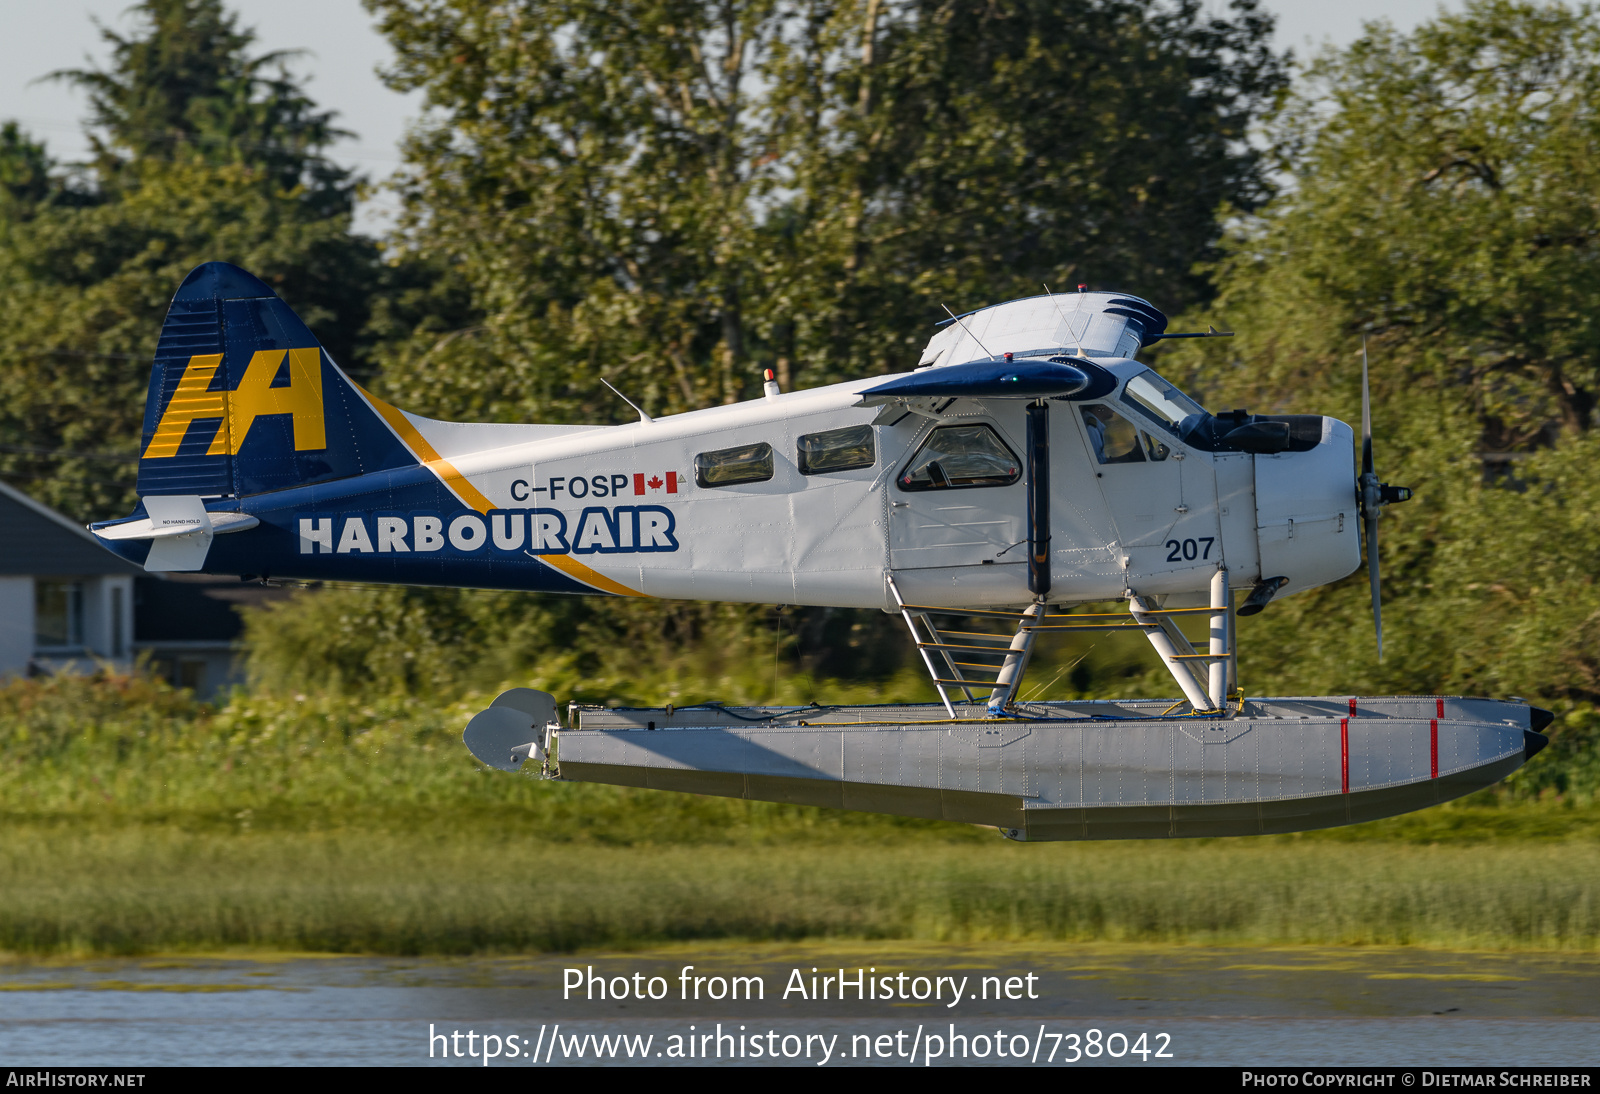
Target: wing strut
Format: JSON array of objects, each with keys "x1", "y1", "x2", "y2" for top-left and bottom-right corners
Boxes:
[{"x1": 1026, "y1": 399, "x2": 1051, "y2": 598}]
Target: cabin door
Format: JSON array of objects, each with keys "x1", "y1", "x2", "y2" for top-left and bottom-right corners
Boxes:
[{"x1": 886, "y1": 414, "x2": 1027, "y2": 571}]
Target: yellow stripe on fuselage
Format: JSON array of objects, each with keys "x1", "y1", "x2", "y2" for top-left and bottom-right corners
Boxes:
[{"x1": 352, "y1": 382, "x2": 643, "y2": 598}]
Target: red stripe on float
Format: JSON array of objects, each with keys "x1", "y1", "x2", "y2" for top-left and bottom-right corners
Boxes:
[
  {"x1": 1340, "y1": 717, "x2": 1349, "y2": 794},
  {"x1": 1430, "y1": 718, "x2": 1439, "y2": 779},
  {"x1": 1436, "y1": 697, "x2": 1445, "y2": 717},
  {"x1": 1349, "y1": 697, "x2": 1357, "y2": 717}
]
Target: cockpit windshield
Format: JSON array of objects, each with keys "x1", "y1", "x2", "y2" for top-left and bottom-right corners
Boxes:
[{"x1": 1122, "y1": 370, "x2": 1207, "y2": 436}]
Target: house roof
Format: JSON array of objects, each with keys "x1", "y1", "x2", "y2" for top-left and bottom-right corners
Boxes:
[{"x1": 0, "y1": 480, "x2": 141, "y2": 577}]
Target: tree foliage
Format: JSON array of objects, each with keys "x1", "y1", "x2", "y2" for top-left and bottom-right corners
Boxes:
[
  {"x1": 0, "y1": 124, "x2": 58, "y2": 212},
  {"x1": 241, "y1": 582, "x2": 920, "y2": 705},
  {"x1": 1171, "y1": 0, "x2": 1600, "y2": 445},
  {"x1": 51, "y1": 0, "x2": 353, "y2": 209},
  {"x1": 0, "y1": 0, "x2": 378, "y2": 521},
  {"x1": 367, "y1": 0, "x2": 1285, "y2": 424},
  {"x1": 1155, "y1": 0, "x2": 1600, "y2": 763}
]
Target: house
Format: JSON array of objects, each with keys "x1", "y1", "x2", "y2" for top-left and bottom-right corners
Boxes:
[{"x1": 0, "y1": 480, "x2": 291, "y2": 697}]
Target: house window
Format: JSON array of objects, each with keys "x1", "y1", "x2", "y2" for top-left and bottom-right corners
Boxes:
[
  {"x1": 35, "y1": 581, "x2": 85, "y2": 651},
  {"x1": 111, "y1": 586, "x2": 125, "y2": 658},
  {"x1": 178, "y1": 659, "x2": 207, "y2": 693}
]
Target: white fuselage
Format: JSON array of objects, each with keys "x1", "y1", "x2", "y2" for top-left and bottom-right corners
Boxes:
[{"x1": 408, "y1": 356, "x2": 1360, "y2": 610}]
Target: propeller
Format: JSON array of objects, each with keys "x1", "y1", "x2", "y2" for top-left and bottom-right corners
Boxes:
[{"x1": 1357, "y1": 337, "x2": 1413, "y2": 659}]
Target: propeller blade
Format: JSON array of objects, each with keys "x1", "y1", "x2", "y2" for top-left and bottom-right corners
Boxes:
[
  {"x1": 1359, "y1": 335, "x2": 1383, "y2": 658},
  {"x1": 1361, "y1": 336, "x2": 1374, "y2": 479}
]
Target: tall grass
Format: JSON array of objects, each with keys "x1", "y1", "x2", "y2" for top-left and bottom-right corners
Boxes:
[
  {"x1": 0, "y1": 671, "x2": 981, "y2": 840},
  {"x1": 4, "y1": 672, "x2": 1595, "y2": 829},
  {"x1": 3, "y1": 673, "x2": 1599, "y2": 956},
  {"x1": 1, "y1": 829, "x2": 1597, "y2": 955}
]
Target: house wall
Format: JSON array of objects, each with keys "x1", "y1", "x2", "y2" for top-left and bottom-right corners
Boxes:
[
  {"x1": 0, "y1": 576, "x2": 31, "y2": 678},
  {"x1": 85, "y1": 575, "x2": 134, "y2": 660},
  {"x1": 137, "y1": 641, "x2": 242, "y2": 699}
]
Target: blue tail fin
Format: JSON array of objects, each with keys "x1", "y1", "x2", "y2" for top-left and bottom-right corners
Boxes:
[{"x1": 136, "y1": 261, "x2": 415, "y2": 498}]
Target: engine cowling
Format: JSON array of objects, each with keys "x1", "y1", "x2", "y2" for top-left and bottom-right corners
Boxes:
[{"x1": 1254, "y1": 416, "x2": 1361, "y2": 597}]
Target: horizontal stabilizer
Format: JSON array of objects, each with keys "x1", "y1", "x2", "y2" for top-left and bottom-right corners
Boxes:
[
  {"x1": 138, "y1": 495, "x2": 214, "y2": 572},
  {"x1": 96, "y1": 509, "x2": 259, "y2": 541}
]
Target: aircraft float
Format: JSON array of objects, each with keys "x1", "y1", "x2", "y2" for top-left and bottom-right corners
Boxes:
[{"x1": 89, "y1": 262, "x2": 1551, "y2": 840}]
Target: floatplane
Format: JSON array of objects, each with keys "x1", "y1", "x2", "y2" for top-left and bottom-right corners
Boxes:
[{"x1": 89, "y1": 262, "x2": 1549, "y2": 840}]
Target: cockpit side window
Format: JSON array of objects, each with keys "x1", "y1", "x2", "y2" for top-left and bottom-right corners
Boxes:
[
  {"x1": 1081, "y1": 405, "x2": 1154, "y2": 464},
  {"x1": 897, "y1": 424, "x2": 1020, "y2": 491},
  {"x1": 1122, "y1": 370, "x2": 1207, "y2": 437}
]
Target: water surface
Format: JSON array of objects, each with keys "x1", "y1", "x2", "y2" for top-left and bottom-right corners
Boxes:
[{"x1": 3, "y1": 944, "x2": 1597, "y2": 1066}]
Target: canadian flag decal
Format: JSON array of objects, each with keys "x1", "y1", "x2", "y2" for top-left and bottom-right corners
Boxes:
[{"x1": 634, "y1": 471, "x2": 680, "y2": 495}]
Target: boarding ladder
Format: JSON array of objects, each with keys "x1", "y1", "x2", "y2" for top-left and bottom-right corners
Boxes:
[{"x1": 887, "y1": 572, "x2": 1238, "y2": 718}]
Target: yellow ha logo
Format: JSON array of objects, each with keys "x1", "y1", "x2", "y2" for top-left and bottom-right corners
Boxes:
[{"x1": 142, "y1": 349, "x2": 326, "y2": 459}]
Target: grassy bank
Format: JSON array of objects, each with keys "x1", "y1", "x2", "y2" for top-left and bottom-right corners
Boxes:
[
  {"x1": 3, "y1": 674, "x2": 1599, "y2": 956},
  {"x1": 2, "y1": 827, "x2": 1598, "y2": 955},
  {"x1": 5, "y1": 672, "x2": 1596, "y2": 832}
]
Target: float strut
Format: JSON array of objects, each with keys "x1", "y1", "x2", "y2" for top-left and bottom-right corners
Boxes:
[
  {"x1": 986, "y1": 599, "x2": 1046, "y2": 715},
  {"x1": 1130, "y1": 595, "x2": 1214, "y2": 713},
  {"x1": 1209, "y1": 568, "x2": 1231, "y2": 709}
]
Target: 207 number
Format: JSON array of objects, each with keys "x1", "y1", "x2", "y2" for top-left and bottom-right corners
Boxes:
[{"x1": 1165, "y1": 537, "x2": 1215, "y2": 562}]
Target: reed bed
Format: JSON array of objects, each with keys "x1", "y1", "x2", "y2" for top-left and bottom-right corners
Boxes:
[
  {"x1": 1, "y1": 826, "x2": 1597, "y2": 956},
  {"x1": 3, "y1": 674, "x2": 1598, "y2": 956}
]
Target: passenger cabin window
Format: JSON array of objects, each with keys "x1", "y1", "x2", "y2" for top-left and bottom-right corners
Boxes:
[
  {"x1": 798, "y1": 425, "x2": 875, "y2": 475},
  {"x1": 695, "y1": 442, "x2": 775, "y2": 487},
  {"x1": 1082, "y1": 405, "x2": 1168, "y2": 464},
  {"x1": 898, "y1": 425, "x2": 1020, "y2": 490},
  {"x1": 1122, "y1": 370, "x2": 1206, "y2": 437}
]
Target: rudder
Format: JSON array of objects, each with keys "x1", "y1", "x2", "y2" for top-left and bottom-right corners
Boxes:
[{"x1": 137, "y1": 262, "x2": 414, "y2": 498}]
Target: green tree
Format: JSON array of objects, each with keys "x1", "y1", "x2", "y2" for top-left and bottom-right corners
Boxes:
[
  {"x1": 0, "y1": 123, "x2": 58, "y2": 212},
  {"x1": 1154, "y1": 0, "x2": 1600, "y2": 771},
  {"x1": 0, "y1": 0, "x2": 378, "y2": 521},
  {"x1": 52, "y1": 0, "x2": 353, "y2": 211},
  {"x1": 1169, "y1": 0, "x2": 1600, "y2": 445},
  {"x1": 366, "y1": 0, "x2": 1285, "y2": 425}
]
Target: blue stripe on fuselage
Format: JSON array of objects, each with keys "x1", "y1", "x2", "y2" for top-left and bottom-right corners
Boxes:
[{"x1": 95, "y1": 466, "x2": 611, "y2": 596}]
